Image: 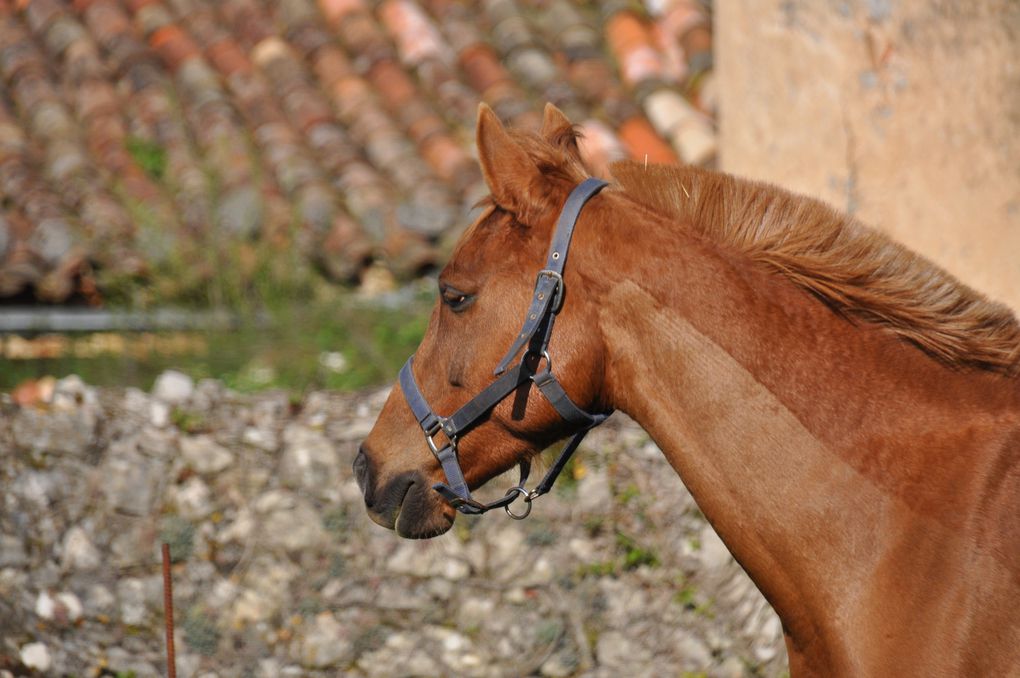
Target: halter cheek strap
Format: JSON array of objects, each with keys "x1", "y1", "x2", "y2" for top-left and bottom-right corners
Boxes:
[{"x1": 399, "y1": 178, "x2": 610, "y2": 518}]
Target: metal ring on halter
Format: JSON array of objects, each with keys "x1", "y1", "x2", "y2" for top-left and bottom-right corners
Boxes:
[
  {"x1": 526, "y1": 349, "x2": 552, "y2": 376},
  {"x1": 503, "y1": 486, "x2": 533, "y2": 520}
]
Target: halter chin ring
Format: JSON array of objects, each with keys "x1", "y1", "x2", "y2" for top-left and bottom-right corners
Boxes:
[
  {"x1": 398, "y1": 178, "x2": 611, "y2": 519},
  {"x1": 525, "y1": 349, "x2": 552, "y2": 376},
  {"x1": 503, "y1": 486, "x2": 534, "y2": 520}
]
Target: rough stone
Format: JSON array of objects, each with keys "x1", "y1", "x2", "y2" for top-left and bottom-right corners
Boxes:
[
  {"x1": 596, "y1": 630, "x2": 652, "y2": 668},
  {"x1": 50, "y1": 375, "x2": 98, "y2": 413},
  {"x1": 386, "y1": 541, "x2": 437, "y2": 577},
  {"x1": 100, "y1": 441, "x2": 166, "y2": 516},
  {"x1": 428, "y1": 626, "x2": 486, "y2": 675},
  {"x1": 105, "y1": 647, "x2": 160, "y2": 678},
  {"x1": 152, "y1": 370, "x2": 195, "y2": 404},
  {"x1": 171, "y1": 476, "x2": 214, "y2": 521},
  {"x1": 297, "y1": 611, "x2": 354, "y2": 668},
  {"x1": 59, "y1": 591, "x2": 84, "y2": 622},
  {"x1": 357, "y1": 632, "x2": 440, "y2": 678},
  {"x1": 0, "y1": 534, "x2": 27, "y2": 567},
  {"x1": 279, "y1": 424, "x2": 340, "y2": 497},
  {"x1": 117, "y1": 578, "x2": 149, "y2": 626},
  {"x1": 540, "y1": 648, "x2": 579, "y2": 677},
  {"x1": 86, "y1": 584, "x2": 116, "y2": 615},
  {"x1": 12, "y1": 408, "x2": 96, "y2": 457},
  {"x1": 19, "y1": 643, "x2": 51, "y2": 672},
  {"x1": 242, "y1": 426, "x2": 278, "y2": 451},
  {"x1": 230, "y1": 556, "x2": 300, "y2": 626},
  {"x1": 0, "y1": 379, "x2": 789, "y2": 675},
  {"x1": 575, "y1": 467, "x2": 612, "y2": 513},
  {"x1": 61, "y1": 526, "x2": 101, "y2": 571},
  {"x1": 14, "y1": 470, "x2": 59, "y2": 508},
  {"x1": 150, "y1": 400, "x2": 171, "y2": 428},
  {"x1": 697, "y1": 523, "x2": 733, "y2": 573},
  {"x1": 673, "y1": 628, "x2": 713, "y2": 670},
  {"x1": 179, "y1": 435, "x2": 234, "y2": 474},
  {"x1": 260, "y1": 497, "x2": 326, "y2": 552}
]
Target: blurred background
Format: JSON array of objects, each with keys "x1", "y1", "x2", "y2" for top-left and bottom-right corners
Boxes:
[
  {"x1": 2, "y1": 0, "x2": 720, "y2": 392},
  {"x1": 1, "y1": 0, "x2": 1017, "y2": 675},
  {"x1": 3, "y1": 0, "x2": 1017, "y2": 391}
]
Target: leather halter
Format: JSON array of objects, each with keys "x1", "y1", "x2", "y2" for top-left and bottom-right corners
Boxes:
[{"x1": 398, "y1": 178, "x2": 610, "y2": 519}]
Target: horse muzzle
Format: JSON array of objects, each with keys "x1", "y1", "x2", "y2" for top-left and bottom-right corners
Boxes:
[{"x1": 353, "y1": 446, "x2": 454, "y2": 538}]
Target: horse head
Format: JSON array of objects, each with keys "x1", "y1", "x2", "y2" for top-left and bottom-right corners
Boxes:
[{"x1": 355, "y1": 104, "x2": 612, "y2": 538}]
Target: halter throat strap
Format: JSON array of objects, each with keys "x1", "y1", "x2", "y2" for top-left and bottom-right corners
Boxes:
[{"x1": 399, "y1": 178, "x2": 610, "y2": 517}]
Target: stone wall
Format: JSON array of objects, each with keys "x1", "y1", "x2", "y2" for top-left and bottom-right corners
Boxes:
[
  {"x1": 0, "y1": 373, "x2": 786, "y2": 676},
  {"x1": 716, "y1": 0, "x2": 1020, "y2": 311}
]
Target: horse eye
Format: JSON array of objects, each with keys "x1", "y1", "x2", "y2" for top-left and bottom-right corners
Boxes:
[{"x1": 440, "y1": 285, "x2": 475, "y2": 312}]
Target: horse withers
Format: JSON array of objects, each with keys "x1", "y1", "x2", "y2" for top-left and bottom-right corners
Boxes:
[{"x1": 357, "y1": 103, "x2": 1020, "y2": 676}]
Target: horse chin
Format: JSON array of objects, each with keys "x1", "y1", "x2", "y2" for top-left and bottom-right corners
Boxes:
[{"x1": 394, "y1": 484, "x2": 456, "y2": 539}]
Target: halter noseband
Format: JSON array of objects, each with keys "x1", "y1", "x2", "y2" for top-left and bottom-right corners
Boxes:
[{"x1": 398, "y1": 178, "x2": 610, "y2": 519}]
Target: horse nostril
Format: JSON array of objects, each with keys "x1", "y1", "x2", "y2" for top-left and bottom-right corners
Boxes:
[{"x1": 353, "y1": 447, "x2": 370, "y2": 494}]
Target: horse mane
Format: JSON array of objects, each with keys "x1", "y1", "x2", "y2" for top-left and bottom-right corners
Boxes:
[{"x1": 610, "y1": 160, "x2": 1020, "y2": 375}]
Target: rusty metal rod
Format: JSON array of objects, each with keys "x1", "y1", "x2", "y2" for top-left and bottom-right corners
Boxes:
[{"x1": 162, "y1": 543, "x2": 177, "y2": 678}]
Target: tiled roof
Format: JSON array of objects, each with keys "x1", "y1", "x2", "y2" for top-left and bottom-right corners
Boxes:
[{"x1": 0, "y1": 0, "x2": 715, "y2": 303}]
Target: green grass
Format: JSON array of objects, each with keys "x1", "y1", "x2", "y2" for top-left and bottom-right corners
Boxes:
[
  {"x1": 160, "y1": 515, "x2": 195, "y2": 563},
  {"x1": 616, "y1": 531, "x2": 659, "y2": 570},
  {"x1": 126, "y1": 136, "x2": 167, "y2": 181},
  {"x1": 575, "y1": 531, "x2": 660, "y2": 579},
  {"x1": 674, "y1": 584, "x2": 715, "y2": 618},
  {"x1": 4, "y1": 130, "x2": 440, "y2": 395},
  {"x1": 577, "y1": 560, "x2": 617, "y2": 578},
  {"x1": 1, "y1": 290, "x2": 433, "y2": 395},
  {"x1": 182, "y1": 606, "x2": 221, "y2": 656}
]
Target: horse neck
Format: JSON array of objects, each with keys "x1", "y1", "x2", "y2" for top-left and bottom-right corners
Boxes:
[{"x1": 581, "y1": 199, "x2": 1020, "y2": 671}]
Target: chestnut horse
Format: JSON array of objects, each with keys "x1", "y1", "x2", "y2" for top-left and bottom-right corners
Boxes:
[{"x1": 357, "y1": 104, "x2": 1020, "y2": 676}]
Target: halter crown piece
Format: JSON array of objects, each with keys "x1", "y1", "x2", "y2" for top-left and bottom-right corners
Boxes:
[{"x1": 398, "y1": 178, "x2": 611, "y2": 519}]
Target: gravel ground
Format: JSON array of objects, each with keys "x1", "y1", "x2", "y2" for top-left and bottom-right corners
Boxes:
[{"x1": 0, "y1": 372, "x2": 787, "y2": 677}]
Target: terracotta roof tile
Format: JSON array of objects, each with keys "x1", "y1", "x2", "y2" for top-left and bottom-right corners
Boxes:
[
  {"x1": 458, "y1": 43, "x2": 513, "y2": 95},
  {"x1": 618, "y1": 114, "x2": 679, "y2": 165},
  {"x1": 0, "y1": 0, "x2": 714, "y2": 301},
  {"x1": 643, "y1": 88, "x2": 715, "y2": 164},
  {"x1": 378, "y1": 0, "x2": 451, "y2": 67},
  {"x1": 576, "y1": 118, "x2": 627, "y2": 178},
  {"x1": 606, "y1": 10, "x2": 669, "y2": 90},
  {"x1": 367, "y1": 58, "x2": 417, "y2": 109},
  {"x1": 149, "y1": 24, "x2": 201, "y2": 71},
  {"x1": 22, "y1": 0, "x2": 63, "y2": 33},
  {"x1": 205, "y1": 35, "x2": 252, "y2": 77},
  {"x1": 330, "y1": 7, "x2": 394, "y2": 65},
  {"x1": 317, "y1": 0, "x2": 368, "y2": 24}
]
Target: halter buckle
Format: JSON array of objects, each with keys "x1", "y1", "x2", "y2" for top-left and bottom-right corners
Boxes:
[
  {"x1": 424, "y1": 418, "x2": 452, "y2": 458},
  {"x1": 536, "y1": 270, "x2": 565, "y2": 313}
]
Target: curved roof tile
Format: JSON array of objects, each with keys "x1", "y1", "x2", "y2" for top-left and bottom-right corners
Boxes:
[{"x1": 0, "y1": 0, "x2": 714, "y2": 302}]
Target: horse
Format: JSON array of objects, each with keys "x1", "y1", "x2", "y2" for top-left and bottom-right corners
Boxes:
[{"x1": 356, "y1": 103, "x2": 1020, "y2": 676}]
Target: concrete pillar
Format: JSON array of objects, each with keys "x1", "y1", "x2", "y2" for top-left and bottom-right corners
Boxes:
[{"x1": 716, "y1": 0, "x2": 1020, "y2": 311}]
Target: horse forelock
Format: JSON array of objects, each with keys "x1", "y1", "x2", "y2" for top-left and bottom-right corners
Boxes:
[{"x1": 610, "y1": 160, "x2": 1020, "y2": 376}]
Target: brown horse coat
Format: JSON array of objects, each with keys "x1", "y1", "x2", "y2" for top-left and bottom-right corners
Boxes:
[{"x1": 359, "y1": 104, "x2": 1020, "y2": 676}]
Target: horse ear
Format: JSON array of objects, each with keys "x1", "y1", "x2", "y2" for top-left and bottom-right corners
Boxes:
[
  {"x1": 476, "y1": 103, "x2": 544, "y2": 218},
  {"x1": 541, "y1": 103, "x2": 582, "y2": 161}
]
